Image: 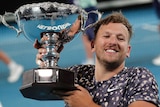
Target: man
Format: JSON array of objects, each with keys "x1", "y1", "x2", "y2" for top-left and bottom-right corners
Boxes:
[{"x1": 35, "y1": 11, "x2": 160, "y2": 107}]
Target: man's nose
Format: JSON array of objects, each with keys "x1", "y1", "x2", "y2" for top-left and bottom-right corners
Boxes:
[{"x1": 109, "y1": 35, "x2": 118, "y2": 44}]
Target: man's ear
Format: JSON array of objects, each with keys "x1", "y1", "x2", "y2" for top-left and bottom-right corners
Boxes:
[
  {"x1": 91, "y1": 40, "x2": 94, "y2": 48},
  {"x1": 126, "y1": 45, "x2": 131, "y2": 58}
]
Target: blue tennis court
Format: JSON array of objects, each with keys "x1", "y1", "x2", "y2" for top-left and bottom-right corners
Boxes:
[{"x1": 0, "y1": 3, "x2": 160, "y2": 107}]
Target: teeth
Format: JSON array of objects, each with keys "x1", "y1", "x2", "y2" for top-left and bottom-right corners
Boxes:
[{"x1": 106, "y1": 49, "x2": 116, "y2": 52}]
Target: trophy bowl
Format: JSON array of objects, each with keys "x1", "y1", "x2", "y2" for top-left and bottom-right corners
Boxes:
[{"x1": 1, "y1": 2, "x2": 102, "y2": 100}]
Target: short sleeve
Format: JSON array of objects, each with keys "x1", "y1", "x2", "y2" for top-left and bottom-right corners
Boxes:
[{"x1": 127, "y1": 67, "x2": 160, "y2": 106}]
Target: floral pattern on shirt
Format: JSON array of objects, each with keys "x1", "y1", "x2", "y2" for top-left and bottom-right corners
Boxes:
[{"x1": 65, "y1": 65, "x2": 160, "y2": 107}]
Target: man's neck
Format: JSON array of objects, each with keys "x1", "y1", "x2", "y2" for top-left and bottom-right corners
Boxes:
[{"x1": 94, "y1": 62, "x2": 125, "y2": 81}]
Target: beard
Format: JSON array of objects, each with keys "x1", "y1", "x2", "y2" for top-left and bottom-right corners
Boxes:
[{"x1": 98, "y1": 56, "x2": 124, "y2": 71}]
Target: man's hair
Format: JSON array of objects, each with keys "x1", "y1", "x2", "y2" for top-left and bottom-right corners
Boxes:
[{"x1": 94, "y1": 11, "x2": 133, "y2": 41}]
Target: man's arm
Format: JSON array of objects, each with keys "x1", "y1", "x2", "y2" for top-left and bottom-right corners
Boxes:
[{"x1": 129, "y1": 101, "x2": 157, "y2": 107}]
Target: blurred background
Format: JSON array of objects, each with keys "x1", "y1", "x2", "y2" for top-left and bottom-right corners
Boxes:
[{"x1": 1, "y1": 0, "x2": 160, "y2": 107}]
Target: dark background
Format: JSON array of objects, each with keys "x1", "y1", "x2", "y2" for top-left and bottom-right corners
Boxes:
[
  {"x1": 0, "y1": 0, "x2": 153, "y2": 15},
  {"x1": 0, "y1": 0, "x2": 74, "y2": 15}
]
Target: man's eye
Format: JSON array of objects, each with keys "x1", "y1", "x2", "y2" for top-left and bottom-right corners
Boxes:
[
  {"x1": 104, "y1": 35, "x2": 110, "y2": 38},
  {"x1": 118, "y1": 37, "x2": 125, "y2": 41}
]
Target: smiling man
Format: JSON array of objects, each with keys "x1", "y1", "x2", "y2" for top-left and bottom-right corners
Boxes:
[{"x1": 35, "y1": 11, "x2": 160, "y2": 107}]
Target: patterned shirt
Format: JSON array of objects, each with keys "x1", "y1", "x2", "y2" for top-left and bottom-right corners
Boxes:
[{"x1": 65, "y1": 65, "x2": 160, "y2": 107}]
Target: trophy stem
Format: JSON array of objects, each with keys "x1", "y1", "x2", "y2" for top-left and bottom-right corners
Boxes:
[{"x1": 41, "y1": 32, "x2": 61, "y2": 68}]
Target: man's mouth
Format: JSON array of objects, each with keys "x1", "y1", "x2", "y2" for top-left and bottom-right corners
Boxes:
[{"x1": 105, "y1": 49, "x2": 117, "y2": 53}]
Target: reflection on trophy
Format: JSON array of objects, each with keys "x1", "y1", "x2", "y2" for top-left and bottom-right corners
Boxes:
[{"x1": 2, "y1": 2, "x2": 102, "y2": 100}]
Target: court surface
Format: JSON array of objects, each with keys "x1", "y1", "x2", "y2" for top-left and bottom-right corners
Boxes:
[{"x1": 0, "y1": 4, "x2": 160, "y2": 107}]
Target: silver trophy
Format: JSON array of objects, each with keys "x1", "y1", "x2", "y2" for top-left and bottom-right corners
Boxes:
[{"x1": 1, "y1": 2, "x2": 102, "y2": 100}]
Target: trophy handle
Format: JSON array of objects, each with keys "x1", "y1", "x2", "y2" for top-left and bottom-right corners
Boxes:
[
  {"x1": 1, "y1": 12, "x2": 22, "y2": 36},
  {"x1": 81, "y1": 10, "x2": 103, "y2": 32}
]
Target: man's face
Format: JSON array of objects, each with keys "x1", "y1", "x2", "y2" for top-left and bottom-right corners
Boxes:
[{"x1": 92, "y1": 22, "x2": 131, "y2": 65}]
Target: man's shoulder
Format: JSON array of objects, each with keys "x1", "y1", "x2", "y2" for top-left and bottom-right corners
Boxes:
[
  {"x1": 126, "y1": 66, "x2": 150, "y2": 72},
  {"x1": 67, "y1": 64, "x2": 95, "y2": 71},
  {"x1": 125, "y1": 66, "x2": 154, "y2": 79}
]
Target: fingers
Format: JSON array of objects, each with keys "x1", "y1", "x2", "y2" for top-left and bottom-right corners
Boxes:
[
  {"x1": 33, "y1": 39, "x2": 41, "y2": 49},
  {"x1": 41, "y1": 35, "x2": 49, "y2": 42},
  {"x1": 67, "y1": 18, "x2": 81, "y2": 37},
  {"x1": 36, "y1": 55, "x2": 45, "y2": 67},
  {"x1": 34, "y1": 36, "x2": 48, "y2": 67},
  {"x1": 36, "y1": 58, "x2": 43, "y2": 67},
  {"x1": 33, "y1": 36, "x2": 49, "y2": 49},
  {"x1": 36, "y1": 47, "x2": 47, "y2": 67},
  {"x1": 57, "y1": 44, "x2": 64, "y2": 53},
  {"x1": 74, "y1": 84, "x2": 83, "y2": 91}
]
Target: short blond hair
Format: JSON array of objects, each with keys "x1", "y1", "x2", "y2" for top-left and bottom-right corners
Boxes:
[{"x1": 94, "y1": 11, "x2": 132, "y2": 41}]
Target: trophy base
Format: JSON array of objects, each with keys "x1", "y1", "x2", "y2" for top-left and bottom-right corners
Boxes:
[{"x1": 19, "y1": 67, "x2": 76, "y2": 100}]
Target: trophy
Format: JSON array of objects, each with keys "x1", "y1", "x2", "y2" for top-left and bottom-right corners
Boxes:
[{"x1": 1, "y1": 2, "x2": 102, "y2": 100}]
